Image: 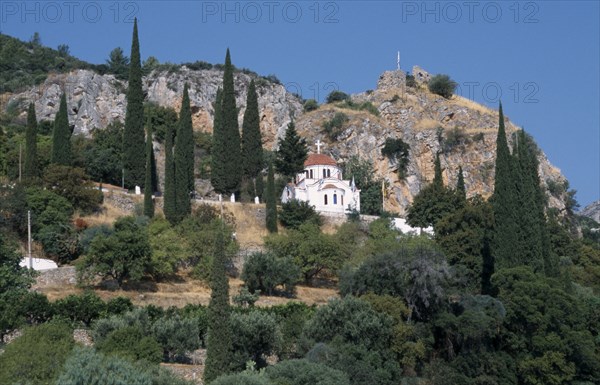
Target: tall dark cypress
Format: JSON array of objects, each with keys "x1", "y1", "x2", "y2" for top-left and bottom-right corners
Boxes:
[
  {"x1": 51, "y1": 93, "x2": 72, "y2": 166},
  {"x1": 211, "y1": 88, "x2": 225, "y2": 193},
  {"x1": 456, "y1": 166, "x2": 466, "y2": 200},
  {"x1": 163, "y1": 123, "x2": 177, "y2": 224},
  {"x1": 274, "y1": 120, "x2": 308, "y2": 180},
  {"x1": 515, "y1": 130, "x2": 553, "y2": 274},
  {"x1": 220, "y1": 49, "x2": 242, "y2": 194},
  {"x1": 204, "y1": 226, "x2": 233, "y2": 383},
  {"x1": 265, "y1": 163, "x2": 278, "y2": 233},
  {"x1": 24, "y1": 103, "x2": 38, "y2": 180},
  {"x1": 491, "y1": 102, "x2": 519, "y2": 270},
  {"x1": 143, "y1": 126, "x2": 154, "y2": 218},
  {"x1": 123, "y1": 18, "x2": 145, "y2": 189},
  {"x1": 174, "y1": 84, "x2": 194, "y2": 220},
  {"x1": 241, "y1": 80, "x2": 263, "y2": 180}
]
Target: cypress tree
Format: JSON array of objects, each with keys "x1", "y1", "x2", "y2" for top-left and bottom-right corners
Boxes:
[
  {"x1": 515, "y1": 130, "x2": 553, "y2": 274},
  {"x1": 24, "y1": 102, "x2": 38, "y2": 180},
  {"x1": 221, "y1": 49, "x2": 242, "y2": 194},
  {"x1": 51, "y1": 93, "x2": 72, "y2": 166},
  {"x1": 204, "y1": 226, "x2": 233, "y2": 383},
  {"x1": 143, "y1": 126, "x2": 154, "y2": 218},
  {"x1": 275, "y1": 120, "x2": 308, "y2": 180},
  {"x1": 174, "y1": 84, "x2": 194, "y2": 220},
  {"x1": 241, "y1": 80, "x2": 263, "y2": 179},
  {"x1": 456, "y1": 166, "x2": 466, "y2": 200},
  {"x1": 163, "y1": 123, "x2": 177, "y2": 224},
  {"x1": 491, "y1": 102, "x2": 519, "y2": 270},
  {"x1": 265, "y1": 163, "x2": 278, "y2": 233},
  {"x1": 123, "y1": 18, "x2": 145, "y2": 189},
  {"x1": 211, "y1": 88, "x2": 225, "y2": 193}
]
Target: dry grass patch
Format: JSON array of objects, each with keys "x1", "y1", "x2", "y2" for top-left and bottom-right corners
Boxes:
[
  {"x1": 452, "y1": 95, "x2": 496, "y2": 115},
  {"x1": 38, "y1": 272, "x2": 338, "y2": 308},
  {"x1": 414, "y1": 118, "x2": 440, "y2": 131}
]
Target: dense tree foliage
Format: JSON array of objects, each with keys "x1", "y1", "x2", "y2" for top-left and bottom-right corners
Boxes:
[
  {"x1": 428, "y1": 74, "x2": 457, "y2": 98},
  {"x1": 80, "y1": 216, "x2": 152, "y2": 287},
  {"x1": 0, "y1": 322, "x2": 74, "y2": 385},
  {"x1": 266, "y1": 223, "x2": 345, "y2": 283},
  {"x1": 242, "y1": 252, "x2": 299, "y2": 295},
  {"x1": 279, "y1": 200, "x2": 322, "y2": 229}
]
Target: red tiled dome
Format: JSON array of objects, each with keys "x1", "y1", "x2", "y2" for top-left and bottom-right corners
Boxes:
[{"x1": 304, "y1": 153, "x2": 337, "y2": 167}]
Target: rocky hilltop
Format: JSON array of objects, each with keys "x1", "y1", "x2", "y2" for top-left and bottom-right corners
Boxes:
[
  {"x1": 581, "y1": 201, "x2": 600, "y2": 223},
  {"x1": 293, "y1": 67, "x2": 568, "y2": 215},
  {"x1": 4, "y1": 66, "x2": 568, "y2": 215}
]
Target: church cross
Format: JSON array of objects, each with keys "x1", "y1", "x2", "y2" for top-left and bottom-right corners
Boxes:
[{"x1": 315, "y1": 140, "x2": 324, "y2": 154}]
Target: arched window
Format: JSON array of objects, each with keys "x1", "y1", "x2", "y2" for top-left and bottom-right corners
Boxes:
[
  {"x1": 341, "y1": 196, "x2": 344, "y2": 206},
  {"x1": 333, "y1": 194, "x2": 338, "y2": 205},
  {"x1": 324, "y1": 194, "x2": 328, "y2": 205},
  {"x1": 327, "y1": 169, "x2": 331, "y2": 178},
  {"x1": 310, "y1": 169, "x2": 313, "y2": 179},
  {"x1": 323, "y1": 169, "x2": 327, "y2": 178}
]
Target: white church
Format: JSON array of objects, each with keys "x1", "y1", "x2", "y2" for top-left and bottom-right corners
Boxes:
[{"x1": 281, "y1": 141, "x2": 360, "y2": 214}]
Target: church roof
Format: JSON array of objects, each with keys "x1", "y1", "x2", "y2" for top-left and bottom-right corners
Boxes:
[
  {"x1": 322, "y1": 184, "x2": 339, "y2": 189},
  {"x1": 304, "y1": 153, "x2": 337, "y2": 167}
]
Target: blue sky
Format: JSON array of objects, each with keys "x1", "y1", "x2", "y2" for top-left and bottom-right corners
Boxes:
[{"x1": 1, "y1": 1, "x2": 598, "y2": 206}]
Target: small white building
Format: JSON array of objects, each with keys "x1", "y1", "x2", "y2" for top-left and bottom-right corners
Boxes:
[{"x1": 281, "y1": 153, "x2": 360, "y2": 214}]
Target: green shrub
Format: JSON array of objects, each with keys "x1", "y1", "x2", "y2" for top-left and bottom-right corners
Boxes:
[
  {"x1": 406, "y1": 74, "x2": 417, "y2": 88},
  {"x1": 18, "y1": 291, "x2": 54, "y2": 325},
  {"x1": 57, "y1": 347, "x2": 155, "y2": 385},
  {"x1": 279, "y1": 199, "x2": 322, "y2": 229},
  {"x1": 0, "y1": 322, "x2": 74, "y2": 385},
  {"x1": 233, "y1": 286, "x2": 260, "y2": 307},
  {"x1": 242, "y1": 252, "x2": 300, "y2": 296},
  {"x1": 321, "y1": 112, "x2": 349, "y2": 141},
  {"x1": 338, "y1": 100, "x2": 380, "y2": 117},
  {"x1": 53, "y1": 291, "x2": 106, "y2": 326},
  {"x1": 443, "y1": 127, "x2": 468, "y2": 152},
  {"x1": 340, "y1": 240, "x2": 450, "y2": 321},
  {"x1": 105, "y1": 296, "x2": 134, "y2": 315},
  {"x1": 80, "y1": 225, "x2": 113, "y2": 254},
  {"x1": 80, "y1": 216, "x2": 152, "y2": 287},
  {"x1": 381, "y1": 138, "x2": 410, "y2": 178},
  {"x1": 303, "y1": 99, "x2": 319, "y2": 112},
  {"x1": 96, "y1": 326, "x2": 163, "y2": 364},
  {"x1": 230, "y1": 310, "x2": 283, "y2": 370},
  {"x1": 42, "y1": 164, "x2": 103, "y2": 214},
  {"x1": 267, "y1": 359, "x2": 350, "y2": 385},
  {"x1": 428, "y1": 74, "x2": 457, "y2": 99},
  {"x1": 151, "y1": 315, "x2": 201, "y2": 362},
  {"x1": 92, "y1": 308, "x2": 153, "y2": 345},
  {"x1": 326, "y1": 90, "x2": 350, "y2": 103}
]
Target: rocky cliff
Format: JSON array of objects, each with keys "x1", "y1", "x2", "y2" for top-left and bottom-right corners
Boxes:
[
  {"x1": 581, "y1": 201, "x2": 600, "y2": 223},
  {"x1": 7, "y1": 68, "x2": 302, "y2": 145},
  {"x1": 4, "y1": 66, "x2": 569, "y2": 215}
]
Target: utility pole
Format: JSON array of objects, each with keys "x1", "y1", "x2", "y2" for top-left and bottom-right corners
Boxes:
[
  {"x1": 19, "y1": 143, "x2": 22, "y2": 183},
  {"x1": 28, "y1": 210, "x2": 32, "y2": 269}
]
